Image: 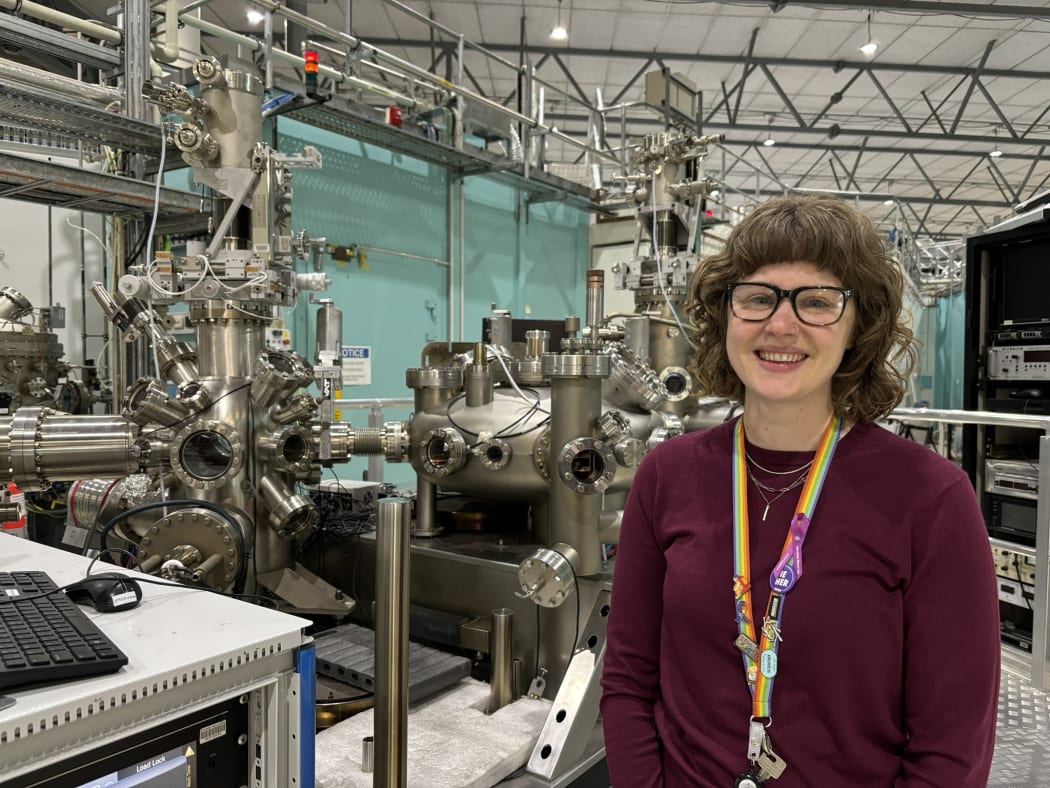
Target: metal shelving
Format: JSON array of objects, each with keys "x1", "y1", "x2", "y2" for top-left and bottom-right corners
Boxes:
[{"x1": 0, "y1": 152, "x2": 208, "y2": 218}]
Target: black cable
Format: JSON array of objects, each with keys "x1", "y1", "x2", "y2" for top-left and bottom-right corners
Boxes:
[
  {"x1": 534, "y1": 604, "x2": 541, "y2": 678},
  {"x1": 1013, "y1": 556, "x2": 1033, "y2": 611},
  {"x1": 566, "y1": 560, "x2": 581, "y2": 691},
  {"x1": 87, "y1": 547, "x2": 142, "y2": 574},
  {"x1": 445, "y1": 389, "x2": 550, "y2": 443},
  {"x1": 247, "y1": 382, "x2": 258, "y2": 588},
  {"x1": 138, "y1": 381, "x2": 254, "y2": 438}
]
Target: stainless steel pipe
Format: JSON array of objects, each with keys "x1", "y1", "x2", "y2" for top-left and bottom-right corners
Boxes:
[
  {"x1": 489, "y1": 608, "x2": 514, "y2": 712},
  {"x1": 375, "y1": 497, "x2": 411, "y2": 788},
  {"x1": 4, "y1": 409, "x2": 139, "y2": 490}
]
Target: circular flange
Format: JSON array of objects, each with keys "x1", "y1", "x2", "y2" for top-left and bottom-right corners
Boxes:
[
  {"x1": 541, "y1": 353, "x2": 610, "y2": 379},
  {"x1": 518, "y1": 546, "x2": 578, "y2": 608},
  {"x1": 660, "y1": 366, "x2": 693, "y2": 402},
  {"x1": 506, "y1": 359, "x2": 545, "y2": 386},
  {"x1": 478, "y1": 438, "x2": 512, "y2": 471},
  {"x1": 606, "y1": 344, "x2": 666, "y2": 410},
  {"x1": 556, "y1": 436, "x2": 616, "y2": 495},
  {"x1": 260, "y1": 424, "x2": 313, "y2": 472},
  {"x1": 138, "y1": 508, "x2": 242, "y2": 590},
  {"x1": 419, "y1": 427, "x2": 467, "y2": 478},
  {"x1": 406, "y1": 367, "x2": 463, "y2": 389},
  {"x1": 169, "y1": 419, "x2": 244, "y2": 490}
]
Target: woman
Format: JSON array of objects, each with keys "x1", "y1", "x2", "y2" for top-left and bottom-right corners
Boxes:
[{"x1": 600, "y1": 194, "x2": 1000, "y2": 787}]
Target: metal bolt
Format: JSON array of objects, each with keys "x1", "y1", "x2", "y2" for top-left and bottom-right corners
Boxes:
[{"x1": 237, "y1": 734, "x2": 247, "y2": 745}]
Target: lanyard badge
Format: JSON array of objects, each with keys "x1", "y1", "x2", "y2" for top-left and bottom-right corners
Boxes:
[{"x1": 731, "y1": 415, "x2": 843, "y2": 781}]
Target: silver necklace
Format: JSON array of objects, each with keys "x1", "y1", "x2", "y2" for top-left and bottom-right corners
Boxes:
[
  {"x1": 745, "y1": 464, "x2": 808, "y2": 521},
  {"x1": 745, "y1": 450, "x2": 813, "y2": 476}
]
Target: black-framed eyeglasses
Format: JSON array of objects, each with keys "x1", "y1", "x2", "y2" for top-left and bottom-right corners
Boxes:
[{"x1": 727, "y1": 283, "x2": 855, "y2": 326}]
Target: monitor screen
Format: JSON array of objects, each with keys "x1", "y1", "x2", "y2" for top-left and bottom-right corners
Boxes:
[
  {"x1": 73, "y1": 743, "x2": 195, "y2": 788},
  {"x1": 998, "y1": 244, "x2": 1050, "y2": 325}
]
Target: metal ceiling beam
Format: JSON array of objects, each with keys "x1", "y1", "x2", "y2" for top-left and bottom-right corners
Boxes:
[
  {"x1": 936, "y1": 205, "x2": 969, "y2": 238},
  {"x1": 734, "y1": 29, "x2": 760, "y2": 126},
  {"x1": 759, "y1": 63, "x2": 806, "y2": 128},
  {"x1": 950, "y1": 40, "x2": 994, "y2": 135},
  {"x1": 552, "y1": 53, "x2": 589, "y2": 106},
  {"x1": 986, "y1": 159, "x2": 1018, "y2": 204},
  {"x1": 808, "y1": 69, "x2": 864, "y2": 127},
  {"x1": 908, "y1": 154, "x2": 942, "y2": 200},
  {"x1": 550, "y1": 112, "x2": 1050, "y2": 149},
  {"x1": 871, "y1": 152, "x2": 907, "y2": 191},
  {"x1": 1017, "y1": 147, "x2": 1046, "y2": 196},
  {"x1": 724, "y1": 182, "x2": 1006, "y2": 209},
  {"x1": 361, "y1": 38, "x2": 1050, "y2": 81},
  {"x1": 763, "y1": 0, "x2": 1050, "y2": 19},
  {"x1": 706, "y1": 64, "x2": 757, "y2": 125},
  {"x1": 794, "y1": 150, "x2": 828, "y2": 187},
  {"x1": 866, "y1": 69, "x2": 911, "y2": 133},
  {"x1": 608, "y1": 59, "x2": 653, "y2": 107}
]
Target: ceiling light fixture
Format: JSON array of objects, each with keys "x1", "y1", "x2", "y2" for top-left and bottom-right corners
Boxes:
[
  {"x1": 246, "y1": 8, "x2": 266, "y2": 25},
  {"x1": 859, "y1": 12, "x2": 878, "y2": 57},
  {"x1": 550, "y1": 0, "x2": 568, "y2": 41},
  {"x1": 763, "y1": 114, "x2": 776, "y2": 147},
  {"x1": 990, "y1": 125, "x2": 1003, "y2": 158}
]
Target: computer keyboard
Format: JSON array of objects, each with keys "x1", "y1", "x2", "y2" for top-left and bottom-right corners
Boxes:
[{"x1": 0, "y1": 570, "x2": 129, "y2": 691}]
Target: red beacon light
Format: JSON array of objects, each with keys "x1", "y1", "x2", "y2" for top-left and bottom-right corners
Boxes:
[{"x1": 304, "y1": 50, "x2": 320, "y2": 89}]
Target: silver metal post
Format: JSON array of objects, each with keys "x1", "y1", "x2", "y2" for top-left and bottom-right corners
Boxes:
[
  {"x1": 489, "y1": 608, "x2": 514, "y2": 712},
  {"x1": 375, "y1": 497, "x2": 411, "y2": 787}
]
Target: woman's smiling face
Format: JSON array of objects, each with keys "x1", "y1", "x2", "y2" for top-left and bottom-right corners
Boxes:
[{"x1": 726, "y1": 260, "x2": 856, "y2": 416}]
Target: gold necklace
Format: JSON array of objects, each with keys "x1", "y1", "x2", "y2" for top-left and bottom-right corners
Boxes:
[{"x1": 745, "y1": 464, "x2": 808, "y2": 521}]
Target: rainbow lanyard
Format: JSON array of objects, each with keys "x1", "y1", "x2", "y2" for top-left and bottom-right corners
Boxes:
[{"x1": 732, "y1": 415, "x2": 843, "y2": 721}]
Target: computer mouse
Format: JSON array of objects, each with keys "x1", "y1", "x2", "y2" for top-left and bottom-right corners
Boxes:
[{"x1": 64, "y1": 574, "x2": 143, "y2": 613}]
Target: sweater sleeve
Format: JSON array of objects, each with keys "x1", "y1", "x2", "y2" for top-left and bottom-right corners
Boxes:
[
  {"x1": 895, "y1": 476, "x2": 1000, "y2": 787},
  {"x1": 600, "y1": 451, "x2": 667, "y2": 788}
]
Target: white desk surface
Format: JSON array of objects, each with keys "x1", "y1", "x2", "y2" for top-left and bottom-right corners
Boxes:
[{"x1": 0, "y1": 539, "x2": 310, "y2": 738}]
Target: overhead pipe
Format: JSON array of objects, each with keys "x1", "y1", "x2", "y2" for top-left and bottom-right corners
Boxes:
[
  {"x1": 0, "y1": 0, "x2": 123, "y2": 46},
  {"x1": 243, "y1": 1, "x2": 619, "y2": 161},
  {"x1": 0, "y1": 59, "x2": 123, "y2": 105},
  {"x1": 151, "y1": 0, "x2": 180, "y2": 64}
]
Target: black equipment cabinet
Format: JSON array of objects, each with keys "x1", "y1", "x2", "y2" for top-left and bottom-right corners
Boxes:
[{"x1": 963, "y1": 212, "x2": 1050, "y2": 652}]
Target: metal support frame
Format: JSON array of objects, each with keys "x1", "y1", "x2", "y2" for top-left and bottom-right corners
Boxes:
[
  {"x1": 890, "y1": 407, "x2": 1050, "y2": 691},
  {"x1": 526, "y1": 589, "x2": 611, "y2": 781}
]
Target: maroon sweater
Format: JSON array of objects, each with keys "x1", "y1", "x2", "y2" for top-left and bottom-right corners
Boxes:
[{"x1": 600, "y1": 419, "x2": 1000, "y2": 787}]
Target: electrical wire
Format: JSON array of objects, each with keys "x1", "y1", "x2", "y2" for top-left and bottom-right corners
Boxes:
[
  {"x1": 65, "y1": 216, "x2": 113, "y2": 267},
  {"x1": 137, "y1": 381, "x2": 253, "y2": 438}
]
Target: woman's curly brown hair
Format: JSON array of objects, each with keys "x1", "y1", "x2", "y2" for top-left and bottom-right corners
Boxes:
[{"x1": 686, "y1": 193, "x2": 916, "y2": 423}]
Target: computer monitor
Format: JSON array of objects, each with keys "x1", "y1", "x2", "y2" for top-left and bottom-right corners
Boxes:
[{"x1": 7, "y1": 695, "x2": 248, "y2": 788}]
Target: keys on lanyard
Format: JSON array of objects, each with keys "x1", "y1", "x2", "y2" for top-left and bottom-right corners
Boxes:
[
  {"x1": 745, "y1": 720, "x2": 788, "y2": 783},
  {"x1": 755, "y1": 735, "x2": 787, "y2": 781}
]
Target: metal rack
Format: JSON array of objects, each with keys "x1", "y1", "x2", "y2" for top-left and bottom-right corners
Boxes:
[
  {"x1": 891, "y1": 406, "x2": 1050, "y2": 691},
  {"x1": 0, "y1": 152, "x2": 208, "y2": 218}
]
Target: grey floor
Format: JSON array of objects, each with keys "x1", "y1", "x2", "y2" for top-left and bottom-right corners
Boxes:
[{"x1": 989, "y1": 649, "x2": 1050, "y2": 787}]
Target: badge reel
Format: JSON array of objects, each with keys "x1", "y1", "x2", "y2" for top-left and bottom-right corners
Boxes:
[{"x1": 734, "y1": 773, "x2": 762, "y2": 788}]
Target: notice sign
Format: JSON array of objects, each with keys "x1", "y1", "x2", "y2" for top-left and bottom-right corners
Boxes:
[{"x1": 341, "y1": 346, "x2": 372, "y2": 386}]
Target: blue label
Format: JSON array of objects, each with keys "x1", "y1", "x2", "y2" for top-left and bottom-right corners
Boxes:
[
  {"x1": 342, "y1": 347, "x2": 370, "y2": 359},
  {"x1": 760, "y1": 650, "x2": 778, "y2": 678}
]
